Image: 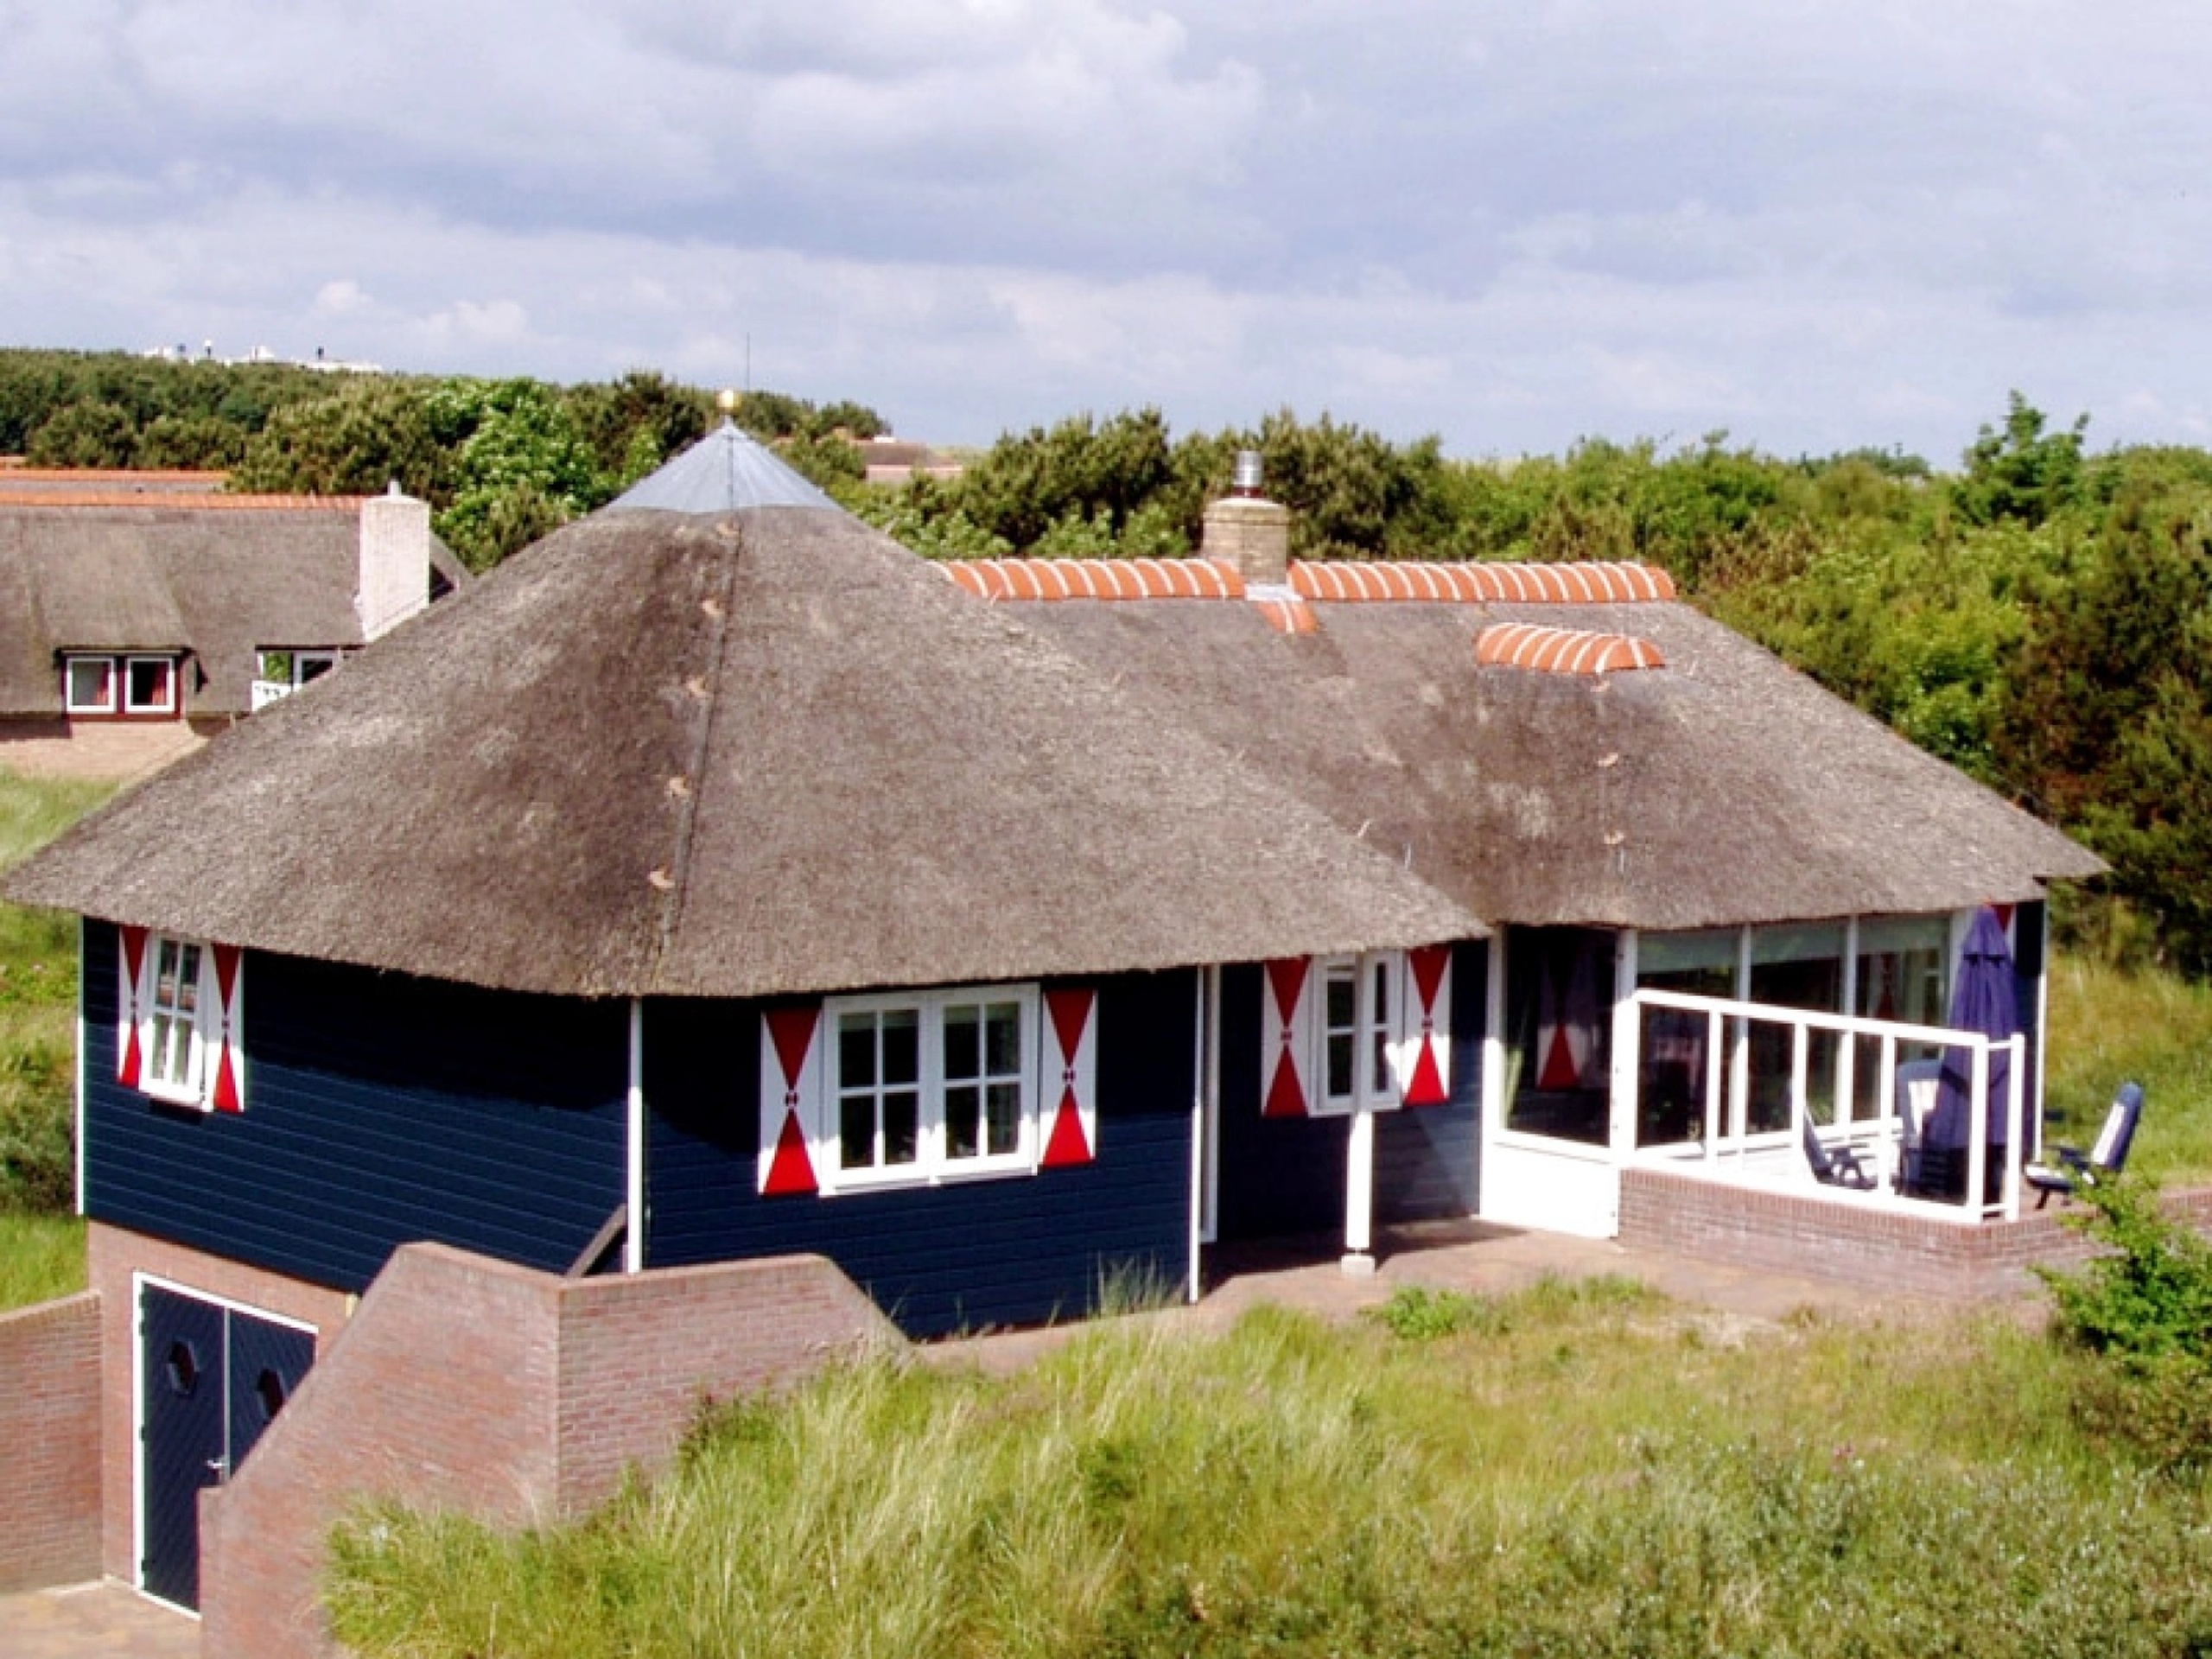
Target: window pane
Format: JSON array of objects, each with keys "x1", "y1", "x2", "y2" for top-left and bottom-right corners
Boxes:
[
  {"x1": 67, "y1": 658, "x2": 112, "y2": 710},
  {"x1": 1370, "y1": 1029, "x2": 1392, "y2": 1097},
  {"x1": 987, "y1": 1082, "x2": 1021, "y2": 1154},
  {"x1": 839, "y1": 1016, "x2": 875, "y2": 1089},
  {"x1": 840, "y1": 1094, "x2": 874, "y2": 1169},
  {"x1": 881, "y1": 1011, "x2": 919, "y2": 1086},
  {"x1": 127, "y1": 658, "x2": 173, "y2": 710},
  {"x1": 298, "y1": 654, "x2": 335, "y2": 684},
  {"x1": 175, "y1": 944, "x2": 200, "y2": 1015},
  {"x1": 884, "y1": 1090, "x2": 919, "y2": 1164},
  {"x1": 946, "y1": 1084, "x2": 981, "y2": 1159},
  {"x1": 983, "y1": 1003, "x2": 1021, "y2": 1075},
  {"x1": 944, "y1": 1005, "x2": 979, "y2": 1080},
  {"x1": 1325, "y1": 971, "x2": 1356, "y2": 1032},
  {"x1": 1326, "y1": 1032, "x2": 1354, "y2": 1099}
]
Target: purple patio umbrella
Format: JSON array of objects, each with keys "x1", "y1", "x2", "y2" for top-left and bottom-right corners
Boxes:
[{"x1": 1925, "y1": 906, "x2": 2020, "y2": 1156}]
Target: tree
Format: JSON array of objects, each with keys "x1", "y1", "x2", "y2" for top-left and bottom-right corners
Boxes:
[
  {"x1": 232, "y1": 378, "x2": 453, "y2": 500},
  {"x1": 1953, "y1": 392, "x2": 2088, "y2": 528},
  {"x1": 424, "y1": 379, "x2": 607, "y2": 571}
]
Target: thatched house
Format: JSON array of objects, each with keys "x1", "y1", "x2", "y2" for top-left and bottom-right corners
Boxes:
[
  {"x1": 0, "y1": 470, "x2": 466, "y2": 777},
  {"x1": 5, "y1": 424, "x2": 2099, "y2": 1614}
]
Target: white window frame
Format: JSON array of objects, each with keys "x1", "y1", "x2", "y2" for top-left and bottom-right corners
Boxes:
[
  {"x1": 139, "y1": 933, "x2": 211, "y2": 1109},
  {"x1": 64, "y1": 654, "x2": 119, "y2": 715},
  {"x1": 1313, "y1": 951, "x2": 1403, "y2": 1115},
  {"x1": 123, "y1": 655, "x2": 178, "y2": 715},
  {"x1": 821, "y1": 984, "x2": 1040, "y2": 1192}
]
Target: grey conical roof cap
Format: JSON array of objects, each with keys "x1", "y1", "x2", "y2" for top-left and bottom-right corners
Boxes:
[{"x1": 606, "y1": 418, "x2": 841, "y2": 513}]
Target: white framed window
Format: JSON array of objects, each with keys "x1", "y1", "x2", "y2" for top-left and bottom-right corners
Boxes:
[
  {"x1": 1317, "y1": 953, "x2": 1398, "y2": 1114},
  {"x1": 117, "y1": 927, "x2": 246, "y2": 1113},
  {"x1": 828, "y1": 986, "x2": 1039, "y2": 1188},
  {"x1": 124, "y1": 656, "x2": 177, "y2": 715},
  {"x1": 65, "y1": 655, "x2": 118, "y2": 714},
  {"x1": 252, "y1": 650, "x2": 342, "y2": 709},
  {"x1": 1261, "y1": 946, "x2": 1453, "y2": 1121}
]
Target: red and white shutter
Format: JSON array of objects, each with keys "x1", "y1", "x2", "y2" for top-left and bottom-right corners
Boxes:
[
  {"x1": 758, "y1": 1003, "x2": 823, "y2": 1197},
  {"x1": 116, "y1": 924, "x2": 150, "y2": 1087},
  {"x1": 1398, "y1": 946, "x2": 1452, "y2": 1107},
  {"x1": 1261, "y1": 957, "x2": 1313, "y2": 1118},
  {"x1": 202, "y1": 944, "x2": 245, "y2": 1113},
  {"x1": 1039, "y1": 988, "x2": 1098, "y2": 1167}
]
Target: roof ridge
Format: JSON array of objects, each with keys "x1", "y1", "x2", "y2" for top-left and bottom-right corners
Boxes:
[
  {"x1": 1475, "y1": 621, "x2": 1667, "y2": 674},
  {"x1": 0, "y1": 493, "x2": 365, "y2": 512}
]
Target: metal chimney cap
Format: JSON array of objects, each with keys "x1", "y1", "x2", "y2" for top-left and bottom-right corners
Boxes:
[{"x1": 1232, "y1": 449, "x2": 1264, "y2": 497}]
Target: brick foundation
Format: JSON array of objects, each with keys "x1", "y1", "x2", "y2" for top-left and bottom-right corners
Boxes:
[
  {"x1": 199, "y1": 1242, "x2": 899, "y2": 1659},
  {"x1": 1619, "y1": 1168, "x2": 2212, "y2": 1301},
  {"x1": 0, "y1": 1291, "x2": 101, "y2": 1591}
]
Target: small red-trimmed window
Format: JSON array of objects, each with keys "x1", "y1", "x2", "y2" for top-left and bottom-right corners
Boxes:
[
  {"x1": 124, "y1": 656, "x2": 177, "y2": 715},
  {"x1": 119, "y1": 929, "x2": 245, "y2": 1114},
  {"x1": 1264, "y1": 948, "x2": 1453, "y2": 1119},
  {"x1": 65, "y1": 656, "x2": 117, "y2": 714}
]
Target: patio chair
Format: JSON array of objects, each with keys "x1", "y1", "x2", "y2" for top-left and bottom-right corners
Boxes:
[
  {"x1": 1894, "y1": 1058, "x2": 1947, "y2": 1198},
  {"x1": 1802, "y1": 1119, "x2": 1877, "y2": 1190},
  {"x1": 2024, "y1": 1082, "x2": 2144, "y2": 1209}
]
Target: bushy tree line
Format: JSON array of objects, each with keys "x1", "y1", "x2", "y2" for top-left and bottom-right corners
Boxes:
[{"x1": 0, "y1": 351, "x2": 883, "y2": 569}]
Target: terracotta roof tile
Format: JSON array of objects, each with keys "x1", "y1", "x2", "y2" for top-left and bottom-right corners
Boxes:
[
  {"x1": 1475, "y1": 623, "x2": 1667, "y2": 674},
  {"x1": 1292, "y1": 560, "x2": 1675, "y2": 602},
  {"x1": 0, "y1": 493, "x2": 364, "y2": 512},
  {"x1": 943, "y1": 557, "x2": 1246, "y2": 601}
]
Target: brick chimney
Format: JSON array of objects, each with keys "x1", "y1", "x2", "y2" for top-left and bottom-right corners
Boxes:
[
  {"x1": 356, "y1": 482, "x2": 430, "y2": 641},
  {"x1": 1200, "y1": 450, "x2": 1290, "y2": 587}
]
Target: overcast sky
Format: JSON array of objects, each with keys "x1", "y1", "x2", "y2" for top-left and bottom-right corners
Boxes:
[{"x1": 7, "y1": 1, "x2": 2212, "y2": 462}]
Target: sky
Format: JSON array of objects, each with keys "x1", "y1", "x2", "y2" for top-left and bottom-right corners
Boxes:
[{"x1": 6, "y1": 0, "x2": 2212, "y2": 463}]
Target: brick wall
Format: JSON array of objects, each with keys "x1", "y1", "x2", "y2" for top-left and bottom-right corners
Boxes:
[
  {"x1": 0, "y1": 1291, "x2": 101, "y2": 1592},
  {"x1": 200, "y1": 1242, "x2": 899, "y2": 1659},
  {"x1": 86, "y1": 1224, "x2": 353, "y2": 1586},
  {"x1": 1619, "y1": 1169, "x2": 2212, "y2": 1301}
]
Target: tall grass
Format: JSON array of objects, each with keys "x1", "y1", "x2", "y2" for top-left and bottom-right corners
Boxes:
[
  {"x1": 328, "y1": 1285, "x2": 2212, "y2": 1659},
  {"x1": 0, "y1": 769, "x2": 112, "y2": 1218},
  {"x1": 0, "y1": 1211, "x2": 86, "y2": 1310},
  {"x1": 2044, "y1": 951, "x2": 2212, "y2": 1182}
]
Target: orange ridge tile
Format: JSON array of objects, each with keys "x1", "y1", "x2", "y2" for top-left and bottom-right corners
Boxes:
[
  {"x1": 941, "y1": 557, "x2": 1247, "y2": 601},
  {"x1": 1475, "y1": 623, "x2": 1667, "y2": 674},
  {"x1": 1290, "y1": 559, "x2": 1675, "y2": 602}
]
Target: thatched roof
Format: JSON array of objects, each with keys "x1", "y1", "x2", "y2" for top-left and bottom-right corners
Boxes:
[
  {"x1": 8, "y1": 508, "x2": 1479, "y2": 998},
  {"x1": 0, "y1": 500, "x2": 467, "y2": 717},
  {"x1": 1005, "y1": 591, "x2": 2102, "y2": 932}
]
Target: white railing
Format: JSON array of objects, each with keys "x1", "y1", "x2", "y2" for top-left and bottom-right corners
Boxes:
[
  {"x1": 250, "y1": 679, "x2": 293, "y2": 711},
  {"x1": 1628, "y1": 987, "x2": 2027, "y2": 1221}
]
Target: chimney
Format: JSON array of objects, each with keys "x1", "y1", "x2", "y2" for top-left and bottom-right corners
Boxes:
[
  {"x1": 357, "y1": 481, "x2": 431, "y2": 641},
  {"x1": 1200, "y1": 449, "x2": 1290, "y2": 587}
]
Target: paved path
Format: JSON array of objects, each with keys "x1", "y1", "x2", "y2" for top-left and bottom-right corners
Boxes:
[{"x1": 0, "y1": 1583, "x2": 194, "y2": 1659}]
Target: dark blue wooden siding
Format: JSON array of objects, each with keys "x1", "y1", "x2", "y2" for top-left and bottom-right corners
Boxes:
[
  {"x1": 645, "y1": 969, "x2": 1197, "y2": 1338},
  {"x1": 1215, "y1": 942, "x2": 1484, "y2": 1243},
  {"x1": 82, "y1": 921, "x2": 626, "y2": 1293}
]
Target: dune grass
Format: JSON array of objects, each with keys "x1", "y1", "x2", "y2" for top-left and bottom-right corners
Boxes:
[
  {"x1": 0, "y1": 1211, "x2": 86, "y2": 1310},
  {"x1": 328, "y1": 1282, "x2": 2212, "y2": 1659},
  {"x1": 2044, "y1": 951, "x2": 2212, "y2": 1183}
]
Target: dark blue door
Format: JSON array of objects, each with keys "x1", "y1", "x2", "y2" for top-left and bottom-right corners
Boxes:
[{"x1": 139, "y1": 1285, "x2": 315, "y2": 1611}]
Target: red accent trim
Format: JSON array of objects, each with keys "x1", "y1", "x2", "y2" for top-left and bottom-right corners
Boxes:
[
  {"x1": 1262, "y1": 957, "x2": 1310, "y2": 1118},
  {"x1": 761, "y1": 1006, "x2": 822, "y2": 1196},
  {"x1": 118, "y1": 925, "x2": 149, "y2": 1087},
  {"x1": 209, "y1": 943, "x2": 244, "y2": 1113},
  {"x1": 944, "y1": 558, "x2": 1245, "y2": 601},
  {"x1": 1041, "y1": 988, "x2": 1096, "y2": 1167},
  {"x1": 763, "y1": 1110, "x2": 818, "y2": 1197},
  {"x1": 1404, "y1": 945, "x2": 1450, "y2": 1107}
]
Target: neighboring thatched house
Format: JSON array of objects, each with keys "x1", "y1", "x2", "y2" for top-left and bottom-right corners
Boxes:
[
  {"x1": 4, "y1": 423, "x2": 2100, "y2": 1615},
  {"x1": 0, "y1": 470, "x2": 466, "y2": 776}
]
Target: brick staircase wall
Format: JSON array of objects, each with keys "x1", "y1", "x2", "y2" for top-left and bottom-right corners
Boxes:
[
  {"x1": 199, "y1": 1243, "x2": 899, "y2": 1659},
  {"x1": 0, "y1": 1291, "x2": 101, "y2": 1592}
]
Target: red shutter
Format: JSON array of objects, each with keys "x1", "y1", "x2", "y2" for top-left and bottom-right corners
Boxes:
[
  {"x1": 1262, "y1": 957, "x2": 1312, "y2": 1118},
  {"x1": 1402, "y1": 945, "x2": 1452, "y2": 1107},
  {"x1": 205, "y1": 944, "x2": 245, "y2": 1113},
  {"x1": 1040, "y1": 988, "x2": 1098, "y2": 1167},
  {"x1": 758, "y1": 1004, "x2": 823, "y2": 1197},
  {"x1": 117, "y1": 925, "x2": 149, "y2": 1087}
]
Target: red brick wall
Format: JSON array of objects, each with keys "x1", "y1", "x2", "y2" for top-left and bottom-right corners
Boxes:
[
  {"x1": 200, "y1": 1243, "x2": 898, "y2": 1659},
  {"x1": 0, "y1": 1291, "x2": 101, "y2": 1592},
  {"x1": 1619, "y1": 1169, "x2": 2212, "y2": 1301},
  {"x1": 86, "y1": 1224, "x2": 352, "y2": 1586}
]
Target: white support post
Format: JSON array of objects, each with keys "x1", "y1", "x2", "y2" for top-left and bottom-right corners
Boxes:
[
  {"x1": 2002, "y1": 1034, "x2": 2024, "y2": 1222},
  {"x1": 1702, "y1": 1008, "x2": 1723, "y2": 1162},
  {"x1": 1966, "y1": 1041, "x2": 1989, "y2": 1219},
  {"x1": 1479, "y1": 931, "x2": 1507, "y2": 1214},
  {"x1": 1609, "y1": 930, "x2": 1640, "y2": 1160},
  {"x1": 1188, "y1": 969, "x2": 1207, "y2": 1303},
  {"x1": 74, "y1": 915, "x2": 87, "y2": 1217},
  {"x1": 1791, "y1": 1021, "x2": 1812, "y2": 1186},
  {"x1": 1343, "y1": 1105, "x2": 1376, "y2": 1275},
  {"x1": 625, "y1": 998, "x2": 645, "y2": 1274},
  {"x1": 1839, "y1": 917, "x2": 1860, "y2": 1123}
]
